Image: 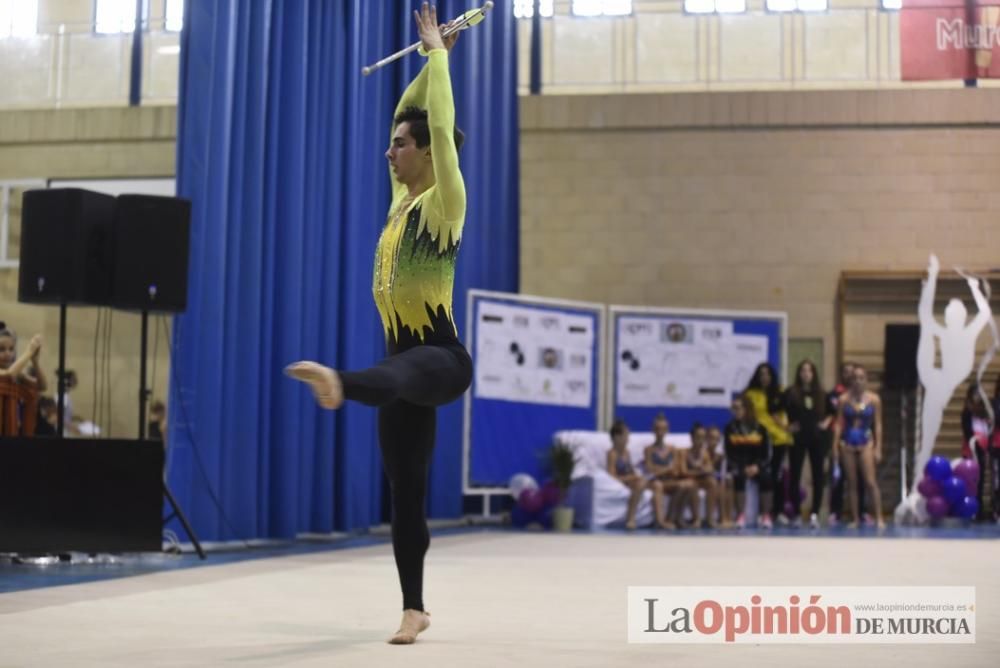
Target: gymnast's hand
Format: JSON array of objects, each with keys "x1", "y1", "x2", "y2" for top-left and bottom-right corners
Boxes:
[
  {"x1": 441, "y1": 22, "x2": 460, "y2": 52},
  {"x1": 414, "y1": 2, "x2": 446, "y2": 53}
]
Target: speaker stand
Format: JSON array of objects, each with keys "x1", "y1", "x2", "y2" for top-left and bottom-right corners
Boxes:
[
  {"x1": 139, "y1": 309, "x2": 149, "y2": 439},
  {"x1": 139, "y1": 309, "x2": 206, "y2": 560},
  {"x1": 56, "y1": 301, "x2": 67, "y2": 438},
  {"x1": 163, "y1": 481, "x2": 206, "y2": 560}
]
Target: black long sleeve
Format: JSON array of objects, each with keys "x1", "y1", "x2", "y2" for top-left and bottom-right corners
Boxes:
[{"x1": 725, "y1": 420, "x2": 771, "y2": 471}]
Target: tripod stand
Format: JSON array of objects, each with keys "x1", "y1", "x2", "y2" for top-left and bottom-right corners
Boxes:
[{"x1": 138, "y1": 310, "x2": 205, "y2": 560}]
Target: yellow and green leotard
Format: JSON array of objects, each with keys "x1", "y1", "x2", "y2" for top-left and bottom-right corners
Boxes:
[{"x1": 372, "y1": 49, "x2": 466, "y2": 354}]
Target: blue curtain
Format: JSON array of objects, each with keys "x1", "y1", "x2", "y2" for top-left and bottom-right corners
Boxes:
[{"x1": 168, "y1": 0, "x2": 519, "y2": 541}]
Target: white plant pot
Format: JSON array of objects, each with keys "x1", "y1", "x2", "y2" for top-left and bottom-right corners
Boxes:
[{"x1": 553, "y1": 506, "x2": 574, "y2": 532}]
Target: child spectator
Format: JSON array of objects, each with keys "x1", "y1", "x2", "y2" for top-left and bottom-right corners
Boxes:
[
  {"x1": 682, "y1": 423, "x2": 719, "y2": 528},
  {"x1": 149, "y1": 400, "x2": 167, "y2": 442},
  {"x1": 642, "y1": 414, "x2": 694, "y2": 529},
  {"x1": 607, "y1": 418, "x2": 669, "y2": 530},
  {"x1": 707, "y1": 425, "x2": 734, "y2": 527},
  {"x1": 725, "y1": 395, "x2": 773, "y2": 529}
]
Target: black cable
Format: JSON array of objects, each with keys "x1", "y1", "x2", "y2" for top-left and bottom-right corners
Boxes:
[
  {"x1": 151, "y1": 310, "x2": 160, "y2": 411},
  {"x1": 162, "y1": 316, "x2": 250, "y2": 548}
]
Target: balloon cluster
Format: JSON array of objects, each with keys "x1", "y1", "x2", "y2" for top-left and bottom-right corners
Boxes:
[
  {"x1": 917, "y1": 456, "x2": 980, "y2": 521},
  {"x1": 508, "y1": 473, "x2": 562, "y2": 529}
]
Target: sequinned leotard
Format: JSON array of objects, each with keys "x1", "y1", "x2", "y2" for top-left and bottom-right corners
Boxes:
[{"x1": 372, "y1": 50, "x2": 466, "y2": 354}]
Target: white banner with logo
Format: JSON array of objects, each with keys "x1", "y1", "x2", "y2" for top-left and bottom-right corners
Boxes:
[
  {"x1": 474, "y1": 301, "x2": 594, "y2": 408},
  {"x1": 616, "y1": 316, "x2": 768, "y2": 408},
  {"x1": 627, "y1": 586, "x2": 976, "y2": 644}
]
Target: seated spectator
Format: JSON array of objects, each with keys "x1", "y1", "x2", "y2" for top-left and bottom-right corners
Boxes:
[
  {"x1": 960, "y1": 384, "x2": 990, "y2": 521},
  {"x1": 725, "y1": 396, "x2": 774, "y2": 529},
  {"x1": 149, "y1": 400, "x2": 166, "y2": 442},
  {"x1": 607, "y1": 418, "x2": 669, "y2": 530},
  {"x1": 35, "y1": 396, "x2": 58, "y2": 437},
  {"x1": 0, "y1": 324, "x2": 46, "y2": 436},
  {"x1": 707, "y1": 425, "x2": 734, "y2": 528},
  {"x1": 682, "y1": 423, "x2": 719, "y2": 528},
  {"x1": 642, "y1": 413, "x2": 694, "y2": 529},
  {"x1": 0, "y1": 324, "x2": 46, "y2": 390}
]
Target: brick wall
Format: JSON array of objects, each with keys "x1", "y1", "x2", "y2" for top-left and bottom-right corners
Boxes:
[{"x1": 519, "y1": 89, "x2": 1000, "y2": 387}]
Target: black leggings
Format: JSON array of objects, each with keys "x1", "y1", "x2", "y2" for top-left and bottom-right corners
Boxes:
[
  {"x1": 340, "y1": 342, "x2": 472, "y2": 612},
  {"x1": 791, "y1": 431, "x2": 829, "y2": 515},
  {"x1": 770, "y1": 446, "x2": 792, "y2": 515}
]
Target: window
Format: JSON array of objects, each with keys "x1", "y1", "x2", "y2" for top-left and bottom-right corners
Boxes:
[
  {"x1": 881, "y1": 0, "x2": 902, "y2": 9},
  {"x1": 766, "y1": 0, "x2": 827, "y2": 11},
  {"x1": 0, "y1": 0, "x2": 38, "y2": 38},
  {"x1": 685, "y1": 0, "x2": 747, "y2": 13},
  {"x1": 514, "y1": 0, "x2": 554, "y2": 18},
  {"x1": 572, "y1": 0, "x2": 633, "y2": 17},
  {"x1": 165, "y1": 0, "x2": 183, "y2": 31},
  {"x1": 95, "y1": 0, "x2": 149, "y2": 34}
]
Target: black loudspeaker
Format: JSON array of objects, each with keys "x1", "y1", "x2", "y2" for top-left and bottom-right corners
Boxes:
[
  {"x1": 884, "y1": 324, "x2": 920, "y2": 390},
  {"x1": 111, "y1": 194, "x2": 191, "y2": 312},
  {"x1": 0, "y1": 439, "x2": 164, "y2": 553},
  {"x1": 18, "y1": 188, "x2": 116, "y2": 305}
]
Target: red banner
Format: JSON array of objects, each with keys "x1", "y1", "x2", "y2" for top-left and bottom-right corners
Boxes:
[{"x1": 901, "y1": 0, "x2": 1000, "y2": 80}]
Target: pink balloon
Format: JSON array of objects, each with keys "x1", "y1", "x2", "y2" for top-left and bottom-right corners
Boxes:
[
  {"x1": 953, "y1": 458, "x2": 980, "y2": 496},
  {"x1": 917, "y1": 476, "x2": 941, "y2": 499},
  {"x1": 926, "y1": 495, "x2": 949, "y2": 520},
  {"x1": 518, "y1": 488, "x2": 544, "y2": 514},
  {"x1": 540, "y1": 481, "x2": 561, "y2": 507}
]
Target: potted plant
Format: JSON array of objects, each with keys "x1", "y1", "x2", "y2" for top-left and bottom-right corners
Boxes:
[{"x1": 546, "y1": 441, "x2": 577, "y2": 532}]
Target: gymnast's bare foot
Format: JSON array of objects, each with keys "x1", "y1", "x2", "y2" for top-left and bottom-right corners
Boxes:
[
  {"x1": 284, "y1": 361, "x2": 343, "y2": 409},
  {"x1": 388, "y1": 609, "x2": 430, "y2": 645}
]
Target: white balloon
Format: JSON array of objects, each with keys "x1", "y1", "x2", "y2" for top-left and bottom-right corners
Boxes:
[
  {"x1": 894, "y1": 491, "x2": 930, "y2": 526},
  {"x1": 508, "y1": 473, "x2": 539, "y2": 500}
]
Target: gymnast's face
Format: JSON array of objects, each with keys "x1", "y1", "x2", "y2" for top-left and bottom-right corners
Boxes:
[
  {"x1": 852, "y1": 368, "x2": 868, "y2": 393},
  {"x1": 386, "y1": 122, "x2": 430, "y2": 186},
  {"x1": 0, "y1": 336, "x2": 14, "y2": 369}
]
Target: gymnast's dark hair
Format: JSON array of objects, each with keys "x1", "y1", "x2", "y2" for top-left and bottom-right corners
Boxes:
[
  {"x1": 394, "y1": 106, "x2": 465, "y2": 151},
  {"x1": 745, "y1": 362, "x2": 783, "y2": 410},
  {"x1": 609, "y1": 418, "x2": 628, "y2": 439}
]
